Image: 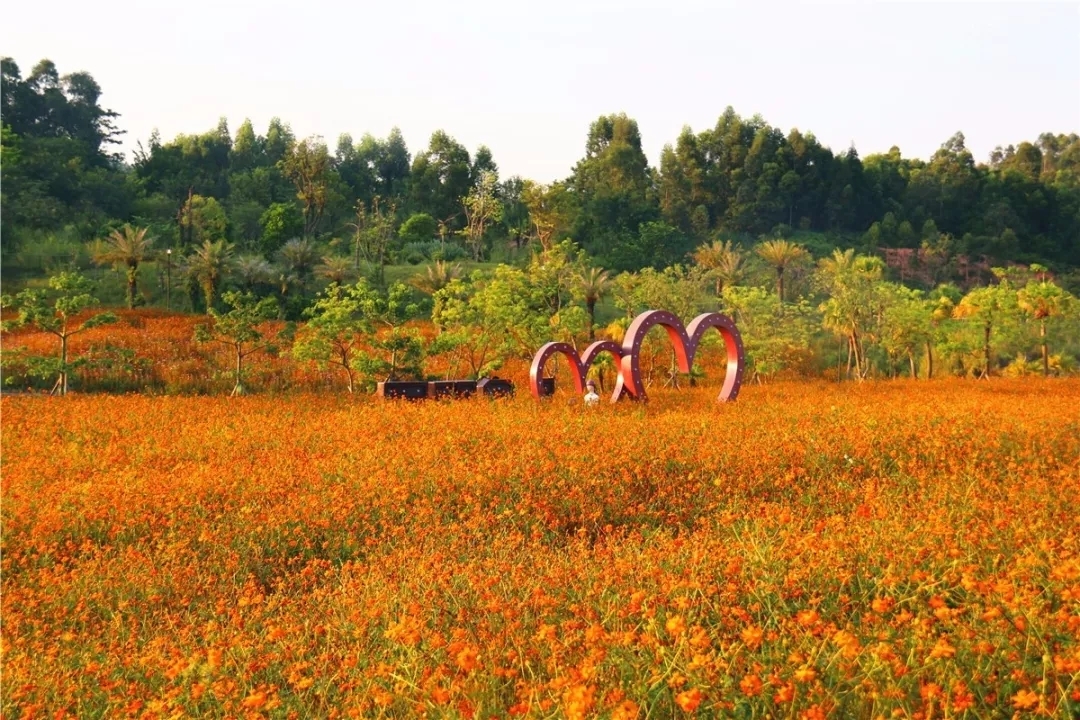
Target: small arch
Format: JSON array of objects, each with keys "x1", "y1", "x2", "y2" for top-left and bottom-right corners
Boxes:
[
  {"x1": 580, "y1": 340, "x2": 628, "y2": 403},
  {"x1": 529, "y1": 342, "x2": 585, "y2": 400},
  {"x1": 685, "y1": 313, "x2": 746, "y2": 401}
]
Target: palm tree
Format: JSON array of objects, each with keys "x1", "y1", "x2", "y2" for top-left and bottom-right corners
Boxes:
[
  {"x1": 188, "y1": 240, "x2": 235, "y2": 313},
  {"x1": 692, "y1": 240, "x2": 743, "y2": 296},
  {"x1": 412, "y1": 260, "x2": 463, "y2": 295},
  {"x1": 817, "y1": 248, "x2": 856, "y2": 282},
  {"x1": 756, "y1": 239, "x2": 809, "y2": 303},
  {"x1": 316, "y1": 255, "x2": 355, "y2": 286},
  {"x1": 278, "y1": 238, "x2": 319, "y2": 285},
  {"x1": 234, "y1": 255, "x2": 274, "y2": 292},
  {"x1": 577, "y1": 266, "x2": 611, "y2": 339},
  {"x1": 92, "y1": 224, "x2": 155, "y2": 308}
]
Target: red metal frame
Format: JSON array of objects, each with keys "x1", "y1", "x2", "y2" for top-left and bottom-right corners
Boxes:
[{"x1": 529, "y1": 310, "x2": 745, "y2": 403}]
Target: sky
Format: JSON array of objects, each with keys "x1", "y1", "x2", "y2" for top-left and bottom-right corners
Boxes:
[{"x1": 2, "y1": 0, "x2": 1078, "y2": 181}]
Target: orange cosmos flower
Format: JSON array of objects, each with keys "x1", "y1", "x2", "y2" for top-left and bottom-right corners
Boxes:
[{"x1": 675, "y1": 688, "x2": 703, "y2": 713}]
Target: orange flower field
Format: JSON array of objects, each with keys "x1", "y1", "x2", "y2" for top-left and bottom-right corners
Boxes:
[{"x1": 2, "y1": 381, "x2": 1079, "y2": 718}]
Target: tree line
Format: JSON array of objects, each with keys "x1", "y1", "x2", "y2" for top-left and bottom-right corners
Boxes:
[{"x1": 4, "y1": 57, "x2": 1080, "y2": 287}]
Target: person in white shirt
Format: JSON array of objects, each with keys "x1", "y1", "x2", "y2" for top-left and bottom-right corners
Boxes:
[{"x1": 584, "y1": 379, "x2": 600, "y2": 406}]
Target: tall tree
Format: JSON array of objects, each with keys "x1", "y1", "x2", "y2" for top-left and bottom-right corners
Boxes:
[
  {"x1": 187, "y1": 239, "x2": 234, "y2": 312},
  {"x1": 460, "y1": 171, "x2": 502, "y2": 261},
  {"x1": 194, "y1": 291, "x2": 282, "y2": 396},
  {"x1": 92, "y1": 224, "x2": 155, "y2": 308},
  {"x1": 1017, "y1": 271, "x2": 1074, "y2": 376},
  {"x1": 280, "y1": 137, "x2": 330, "y2": 237},
  {"x1": 756, "y1": 239, "x2": 809, "y2": 302}
]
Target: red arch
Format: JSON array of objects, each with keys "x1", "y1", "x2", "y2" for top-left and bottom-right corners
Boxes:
[
  {"x1": 685, "y1": 313, "x2": 745, "y2": 401},
  {"x1": 528, "y1": 340, "x2": 629, "y2": 402},
  {"x1": 619, "y1": 310, "x2": 692, "y2": 399},
  {"x1": 580, "y1": 340, "x2": 628, "y2": 403},
  {"x1": 529, "y1": 342, "x2": 585, "y2": 399},
  {"x1": 618, "y1": 310, "x2": 745, "y2": 402}
]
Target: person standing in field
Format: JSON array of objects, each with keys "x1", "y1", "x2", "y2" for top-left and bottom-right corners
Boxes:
[{"x1": 584, "y1": 379, "x2": 600, "y2": 406}]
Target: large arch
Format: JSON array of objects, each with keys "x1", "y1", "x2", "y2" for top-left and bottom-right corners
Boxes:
[
  {"x1": 618, "y1": 310, "x2": 746, "y2": 402},
  {"x1": 618, "y1": 310, "x2": 692, "y2": 400}
]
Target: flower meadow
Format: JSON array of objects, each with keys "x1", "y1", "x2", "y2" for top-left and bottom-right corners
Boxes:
[{"x1": 2, "y1": 380, "x2": 1080, "y2": 719}]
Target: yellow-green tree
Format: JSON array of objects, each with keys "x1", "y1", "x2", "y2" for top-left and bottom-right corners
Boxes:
[{"x1": 1017, "y1": 269, "x2": 1074, "y2": 376}]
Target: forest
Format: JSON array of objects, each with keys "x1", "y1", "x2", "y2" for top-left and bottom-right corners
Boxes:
[{"x1": 2, "y1": 57, "x2": 1079, "y2": 392}]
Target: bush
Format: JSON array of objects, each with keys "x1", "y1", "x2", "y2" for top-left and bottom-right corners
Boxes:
[{"x1": 400, "y1": 241, "x2": 468, "y2": 264}]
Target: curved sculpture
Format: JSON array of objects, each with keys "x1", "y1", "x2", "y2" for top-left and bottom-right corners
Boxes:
[
  {"x1": 529, "y1": 340, "x2": 627, "y2": 402},
  {"x1": 529, "y1": 310, "x2": 745, "y2": 403},
  {"x1": 617, "y1": 310, "x2": 745, "y2": 402}
]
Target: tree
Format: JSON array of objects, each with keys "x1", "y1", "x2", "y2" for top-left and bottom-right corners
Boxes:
[
  {"x1": 880, "y1": 285, "x2": 933, "y2": 378},
  {"x1": 187, "y1": 239, "x2": 234, "y2": 312},
  {"x1": 293, "y1": 282, "x2": 376, "y2": 393},
  {"x1": 409, "y1": 131, "x2": 473, "y2": 228},
  {"x1": 575, "y1": 266, "x2": 611, "y2": 339},
  {"x1": 756, "y1": 239, "x2": 809, "y2": 302},
  {"x1": 692, "y1": 240, "x2": 744, "y2": 295},
  {"x1": 277, "y1": 238, "x2": 319, "y2": 288},
  {"x1": 92, "y1": 224, "x2": 154, "y2": 308},
  {"x1": 521, "y1": 180, "x2": 574, "y2": 251},
  {"x1": 721, "y1": 285, "x2": 815, "y2": 382},
  {"x1": 411, "y1": 260, "x2": 463, "y2": 295},
  {"x1": 460, "y1": 171, "x2": 502, "y2": 261},
  {"x1": 398, "y1": 212, "x2": 438, "y2": 246},
  {"x1": 353, "y1": 282, "x2": 426, "y2": 385},
  {"x1": 234, "y1": 254, "x2": 274, "y2": 293},
  {"x1": 954, "y1": 274, "x2": 1018, "y2": 378},
  {"x1": 349, "y1": 196, "x2": 397, "y2": 282},
  {"x1": 316, "y1": 255, "x2": 355, "y2": 286},
  {"x1": 817, "y1": 250, "x2": 887, "y2": 380},
  {"x1": 259, "y1": 203, "x2": 304, "y2": 255},
  {"x1": 179, "y1": 194, "x2": 229, "y2": 246},
  {"x1": 280, "y1": 137, "x2": 330, "y2": 237},
  {"x1": 193, "y1": 291, "x2": 282, "y2": 395},
  {"x1": 1, "y1": 272, "x2": 117, "y2": 395},
  {"x1": 1017, "y1": 271, "x2": 1074, "y2": 376},
  {"x1": 570, "y1": 114, "x2": 657, "y2": 265}
]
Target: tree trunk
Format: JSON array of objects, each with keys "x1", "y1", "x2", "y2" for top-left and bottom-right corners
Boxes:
[
  {"x1": 587, "y1": 300, "x2": 596, "y2": 340},
  {"x1": 1040, "y1": 320, "x2": 1049, "y2": 376},
  {"x1": 908, "y1": 351, "x2": 916, "y2": 379},
  {"x1": 232, "y1": 346, "x2": 243, "y2": 396},
  {"x1": 60, "y1": 334, "x2": 69, "y2": 396},
  {"x1": 845, "y1": 336, "x2": 854, "y2": 381},
  {"x1": 926, "y1": 339, "x2": 934, "y2": 380},
  {"x1": 776, "y1": 268, "x2": 784, "y2": 303},
  {"x1": 127, "y1": 264, "x2": 138, "y2": 309}
]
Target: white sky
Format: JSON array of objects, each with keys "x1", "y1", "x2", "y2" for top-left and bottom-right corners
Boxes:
[{"x1": 3, "y1": 0, "x2": 1078, "y2": 181}]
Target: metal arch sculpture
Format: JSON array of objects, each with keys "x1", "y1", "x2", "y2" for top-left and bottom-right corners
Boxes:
[
  {"x1": 529, "y1": 340, "x2": 628, "y2": 401},
  {"x1": 529, "y1": 310, "x2": 745, "y2": 403}
]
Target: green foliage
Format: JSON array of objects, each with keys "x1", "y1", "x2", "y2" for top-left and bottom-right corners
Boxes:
[
  {"x1": 193, "y1": 290, "x2": 282, "y2": 395},
  {"x1": 1, "y1": 271, "x2": 118, "y2": 393},
  {"x1": 398, "y1": 213, "x2": 438, "y2": 246},
  {"x1": 292, "y1": 282, "x2": 376, "y2": 393},
  {"x1": 259, "y1": 203, "x2": 304, "y2": 255},
  {"x1": 722, "y1": 285, "x2": 816, "y2": 380},
  {"x1": 349, "y1": 282, "x2": 426, "y2": 386}
]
